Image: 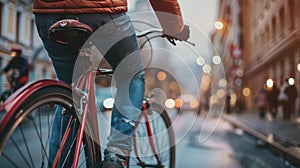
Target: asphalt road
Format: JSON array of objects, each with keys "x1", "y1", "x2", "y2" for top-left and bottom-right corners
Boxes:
[{"x1": 172, "y1": 111, "x2": 293, "y2": 168}]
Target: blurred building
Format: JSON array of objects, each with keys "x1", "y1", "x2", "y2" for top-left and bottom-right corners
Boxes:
[
  {"x1": 212, "y1": 0, "x2": 300, "y2": 111},
  {"x1": 0, "y1": 0, "x2": 54, "y2": 92}
]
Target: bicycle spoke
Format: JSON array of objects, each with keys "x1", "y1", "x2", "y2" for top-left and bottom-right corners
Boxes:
[
  {"x1": 38, "y1": 108, "x2": 44, "y2": 161},
  {"x1": 0, "y1": 86, "x2": 99, "y2": 167},
  {"x1": 61, "y1": 132, "x2": 77, "y2": 167},
  {"x1": 2, "y1": 153, "x2": 18, "y2": 168},
  {"x1": 20, "y1": 124, "x2": 35, "y2": 168},
  {"x1": 10, "y1": 134, "x2": 31, "y2": 167},
  {"x1": 78, "y1": 145, "x2": 87, "y2": 168},
  {"x1": 30, "y1": 111, "x2": 51, "y2": 165},
  {"x1": 61, "y1": 119, "x2": 78, "y2": 167},
  {"x1": 37, "y1": 108, "x2": 47, "y2": 166},
  {"x1": 47, "y1": 106, "x2": 54, "y2": 154},
  {"x1": 2, "y1": 105, "x2": 56, "y2": 168}
]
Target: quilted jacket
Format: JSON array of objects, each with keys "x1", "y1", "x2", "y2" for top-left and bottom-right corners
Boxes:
[{"x1": 33, "y1": 0, "x2": 184, "y2": 34}]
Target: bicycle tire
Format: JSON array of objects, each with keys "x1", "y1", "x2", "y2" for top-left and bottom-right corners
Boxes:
[
  {"x1": 0, "y1": 86, "x2": 100, "y2": 167},
  {"x1": 131, "y1": 103, "x2": 175, "y2": 168}
]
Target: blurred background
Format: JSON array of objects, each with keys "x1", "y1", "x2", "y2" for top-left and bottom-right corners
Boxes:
[{"x1": 0, "y1": 0, "x2": 300, "y2": 167}]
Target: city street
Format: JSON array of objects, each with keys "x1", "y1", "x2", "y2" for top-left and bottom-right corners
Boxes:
[
  {"x1": 0, "y1": 108, "x2": 296, "y2": 168},
  {"x1": 98, "y1": 109, "x2": 296, "y2": 168},
  {"x1": 1, "y1": 0, "x2": 300, "y2": 168},
  {"x1": 171, "y1": 111, "x2": 291, "y2": 168}
]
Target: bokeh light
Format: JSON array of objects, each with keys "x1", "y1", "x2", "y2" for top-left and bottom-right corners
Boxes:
[{"x1": 157, "y1": 71, "x2": 167, "y2": 81}]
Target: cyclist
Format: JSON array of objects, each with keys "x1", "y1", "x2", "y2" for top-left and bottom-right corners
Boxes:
[
  {"x1": 1, "y1": 46, "x2": 29, "y2": 92},
  {"x1": 33, "y1": 0, "x2": 189, "y2": 167}
]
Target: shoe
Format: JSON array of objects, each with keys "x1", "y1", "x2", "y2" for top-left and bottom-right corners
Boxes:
[{"x1": 101, "y1": 149, "x2": 127, "y2": 168}]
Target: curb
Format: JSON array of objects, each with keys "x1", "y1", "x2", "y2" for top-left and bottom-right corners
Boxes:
[
  {"x1": 273, "y1": 132, "x2": 300, "y2": 147},
  {"x1": 222, "y1": 114, "x2": 300, "y2": 167}
]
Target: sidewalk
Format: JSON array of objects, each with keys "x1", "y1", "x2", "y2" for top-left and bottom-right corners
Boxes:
[{"x1": 222, "y1": 110, "x2": 300, "y2": 166}]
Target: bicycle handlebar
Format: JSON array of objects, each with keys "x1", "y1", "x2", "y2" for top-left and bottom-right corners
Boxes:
[
  {"x1": 136, "y1": 28, "x2": 162, "y2": 38},
  {"x1": 96, "y1": 29, "x2": 195, "y2": 75},
  {"x1": 136, "y1": 28, "x2": 195, "y2": 46}
]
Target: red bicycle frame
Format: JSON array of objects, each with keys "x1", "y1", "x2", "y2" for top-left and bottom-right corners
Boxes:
[
  {"x1": 133, "y1": 103, "x2": 163, "y2": 167},
  {"x1": 52, "y1": 63, "x2": 101, "y2": 167}
]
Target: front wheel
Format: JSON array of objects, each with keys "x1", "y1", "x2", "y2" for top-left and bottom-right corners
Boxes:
[
  {"x1": 131, "y1": 103, "x2": 175, "y2": 168},
  {"x1": 0, "y1": 86, "x2": 100, "y2": 167}
]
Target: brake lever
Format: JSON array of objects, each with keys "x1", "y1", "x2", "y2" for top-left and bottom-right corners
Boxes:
[
  {"x1": 166, "y1": 38, "x2": 177, "y2": 46},
  {"x1": 185, "y1": 40, "x2": 196, "y2": 46},
  {"x1": 162, "y1": 35, "x2": 196, "y2": 46}
]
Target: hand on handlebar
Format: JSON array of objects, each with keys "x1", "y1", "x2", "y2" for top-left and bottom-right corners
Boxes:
[{"x1": 162, "y1": 25, "x2": 190, "y2": 46}]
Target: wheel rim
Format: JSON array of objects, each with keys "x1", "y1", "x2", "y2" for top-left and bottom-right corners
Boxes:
[{"x1": 0, "y1": 100, "x2": 91, "y2": 168}]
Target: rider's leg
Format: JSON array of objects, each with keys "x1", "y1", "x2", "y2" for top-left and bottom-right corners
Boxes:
[
  {"x1": 86, "y1": 13, "x2": 145, "y2": 155},
  {"x1": 103, "y1": 18, "x2": 145, "y2": 156}
]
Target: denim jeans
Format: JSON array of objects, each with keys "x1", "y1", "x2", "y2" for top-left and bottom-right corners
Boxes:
[{"x1": 35, "y1": 13, "x2": 145, "y2": 166}]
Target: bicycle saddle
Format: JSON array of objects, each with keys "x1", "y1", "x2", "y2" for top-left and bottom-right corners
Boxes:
[{"x1": 49, "y1": 19, "x2": 93, "y2": 45}]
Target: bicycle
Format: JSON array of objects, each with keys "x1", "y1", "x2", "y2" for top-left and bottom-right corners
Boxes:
[
  {"x1": 0, "y1": 19, "x2": 189, "y2": 168},
  {"x1": 0, "y1": 70, "x2": 28, "y2": 105}
]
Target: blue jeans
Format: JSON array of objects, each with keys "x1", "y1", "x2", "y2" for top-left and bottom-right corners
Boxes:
[{"x1": 35, "y1": 13, "x2": 144, "y2": 166}]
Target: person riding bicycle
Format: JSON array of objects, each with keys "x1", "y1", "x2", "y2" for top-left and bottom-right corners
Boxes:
[
  {"x1": 33, "y1": 1, "x2": 189, "y2": 167},
  {"x1": 1, "y1": 46, "x2": 29, "y2": 92}
]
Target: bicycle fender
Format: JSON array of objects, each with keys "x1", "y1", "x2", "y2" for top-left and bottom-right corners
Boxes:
[{"x1": 0, "y1": 79, "x2": 71, "y2": 133}]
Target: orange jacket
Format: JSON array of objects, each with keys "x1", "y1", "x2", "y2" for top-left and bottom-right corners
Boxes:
[{"x1": 33, "y1": 0, "x2": 184, "y2": 34}]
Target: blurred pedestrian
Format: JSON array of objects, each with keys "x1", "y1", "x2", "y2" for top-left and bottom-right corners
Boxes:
[
  {"x1": 278, "y1": 80, "x2": 288, "y2": 119},
  {"x1": 236, "y1": 96, "x2": 245, "y2": 113},
  {"x1": 267, "y1": 83, "x2": 279, "y2": 118},
  {"x1": 226, "y1": 91, "x2": 231, "y2": 114},
  {"x1": 284, "y1": 79, "x2": 297, "y2": 120},
  {"x1": 255, "y1": 88, "x2": 268, "y2": 119}
]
